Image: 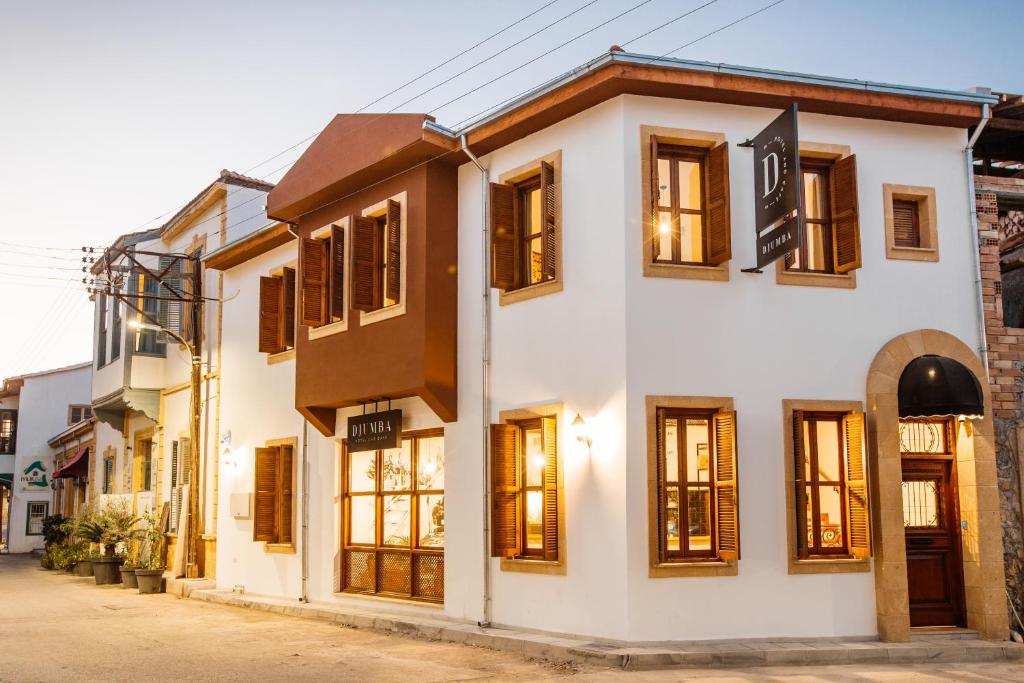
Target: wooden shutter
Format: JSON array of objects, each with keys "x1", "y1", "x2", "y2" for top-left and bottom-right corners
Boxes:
[
  {"x1": 713, "y1": 410, "x2": 740, "y2": 561},
  {"x1": 351, "y1": 216, "x2": 378, "y2": 312},
  {"x1": 830, "y1": 154, "x2": 861, "y2": 273},
  {"x1": 282, "y1": 267, "x2": 296, "y2": 348},
  {"x1": 540, "y1": 162, "x2": 557, "y2": 281},
  {"x1": 300, "y1": 238, "x2": 327, "y2": 327},
  {"x1": 892, "y1": 199, "x2": 920, "y2": 248},
  {"x1": 490, "y1": 423, "x2": 520, "y2": 558},
  {"x1": 278, "y1": 445, "x2": 294, "y2": 545},
  {"x1": 386, "y1": 200, "x2": 401, "y2": 305},
  {"x1": 258, "y1": 276, "x2": 284, "y2": 354},
  {"x1": 254, "y1": 446, "x2": 279, "y2": 543},
  {"x1": 843, "y1": 412, "x2": 871, "y2": 559},
  {"x1": 489, "y1": 182, "x2": 517, "y2": 291},
  {"x1": 541, "y1": 416, "x2": 559, "y2": 562},
  {"x1": 329, "y1": 226, "x2": 345, "y2": 320},
  {"x1": 705, "y1": 142, "x2": 732, "y2": 266},
  {"x1": 650, "y1": 136, "x2": 660, "y2": 263},
  {"x1": 180, "y1": 437, "x2": 192, "y2": 486},
  {"x1": 792, "y1": 410, "x2": 808, "y2": 559},
  {"x1": 157, "y1": 255, "x2": 184, "y2": 336}
]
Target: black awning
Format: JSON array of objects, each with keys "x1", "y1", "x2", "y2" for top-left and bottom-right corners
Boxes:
[{"x1": 898, "y1": 355, "x2": 984, "y2": 418}]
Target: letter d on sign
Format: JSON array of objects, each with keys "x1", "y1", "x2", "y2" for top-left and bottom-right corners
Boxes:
[{"x1": 762, "y1": 152, "x2": 780, "y2": 198}]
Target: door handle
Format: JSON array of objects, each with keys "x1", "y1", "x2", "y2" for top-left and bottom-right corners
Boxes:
[{"x1": 907, "y1": 538, "x2": 934, "y2": 546}]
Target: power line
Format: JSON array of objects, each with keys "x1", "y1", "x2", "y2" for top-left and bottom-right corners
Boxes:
[
  {"x1": 662, "y1": 0, "x2": 787, "y2": 56},
  {"x1": 0, "y1": 240, "x2": 83, "y2": 252},
  {"x1": 620, "y1": 0, "x2": 720, "y2": 48}
]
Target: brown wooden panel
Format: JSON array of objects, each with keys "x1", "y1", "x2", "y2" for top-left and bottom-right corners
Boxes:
[
  {"x1": 253, "y1": 447, "x2": 278, "y2": 542},
  {"x1": 540, "y1": 161, "x2": 557, "y2": 281},
  {"x1": 490, "y1": 423, "x2": 520, "y2": 557},
  {"x1": 258, "y1": 277, "x2": 284, "y2": 354},
  {"x1": 831, "y1": 154, "x2": 861, "y2": 273},
  {"x1": 541, "y1": 416, "x2": 558, "y2": 562},
  {"x1": 300, "y1": 238, "x2": 327, "y2": 327},
  {"x1": 351, "y1": 216, "x2": 377, "y2": 312},
  {"x1": 386, "y1": 199, "x2": 401, "y2": 304},
  {"x1": 713, "y1": 410, "x2": 739, "y2": 560},
  {"x1": 490, "y1": 182, "x2": 517, "y2": 291},
  {"x1": 705, "y1": 142, "x2": 732, "y2": 266}
]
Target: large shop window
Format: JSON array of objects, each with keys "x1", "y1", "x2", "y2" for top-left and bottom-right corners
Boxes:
[
  {"x1": 783, "y1": 155, "x2": 861, "y2": 277},
  {"x1": 342, "y1": 431, "x2": 445, "y2": 603},
  {"x1": 791, "y1": 410, "x2": 870, "y2": 563},
  {"x1": 253, "y1": 442, "x2": 295, "y2": 547},
  {"x1": 258, "y1": 268, "x2": 297, "y2": 354},
  {"x1": 299, "y1": 224, "x2": 345, "y2": 328}
]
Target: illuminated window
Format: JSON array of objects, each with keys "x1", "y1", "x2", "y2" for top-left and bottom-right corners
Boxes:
[{"x1": 654, "y1": 145, "x2": 708, "y2": 265}]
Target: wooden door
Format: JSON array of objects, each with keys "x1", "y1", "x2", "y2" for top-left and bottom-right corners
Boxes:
[{"x1": 902, "y1": 457, "x2": 965, "y2": 627}]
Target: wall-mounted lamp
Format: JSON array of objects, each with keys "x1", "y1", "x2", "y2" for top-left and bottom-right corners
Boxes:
[{"x1": 572, "y1": 413, "x2": 592, "y2": 449}]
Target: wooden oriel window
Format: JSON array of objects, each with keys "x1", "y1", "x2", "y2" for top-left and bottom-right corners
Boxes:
[
  {"x1": 786, "y1": 155, "x2": 861, "y2": 274},
  {"x1": 299, "y1": 224, "x2": 346, "y2": 328},
  {"x1": 353, "y1": 200, "x2": 401, "y2": 312},
  {"x1": 253, "y1": 443, "x2": 295, "y2": 546},
  {"x1": 654, "y1": 408, "x2": 739, "y2": 563},
  {"x1": 258, "y1": 267, "x2": 296, "y2": 354},
  {"x1": 892, "y1": 198, "x2": 921, "y2": 248},
  {"x1": 490, "y1": 162, "x2": 557, "y2": 292},
  {"x1": 792, "y1": 410, "x2": 870, "y2": 559},
  {"x1": 341, "y1": 430, "x2": 445, "y2": 602},
  {"x1": 490, "y1": 417, "x2": 559, "y2": 561}
]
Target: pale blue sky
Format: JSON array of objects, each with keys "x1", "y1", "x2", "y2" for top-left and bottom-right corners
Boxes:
[{"x1": 0, "y1": 0, "x2": 1020, "y2": 378}]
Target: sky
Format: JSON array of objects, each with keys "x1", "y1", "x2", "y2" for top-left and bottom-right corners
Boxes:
[{"x1": 1, "y1": 0, "x2": 1021, "y2": 380}]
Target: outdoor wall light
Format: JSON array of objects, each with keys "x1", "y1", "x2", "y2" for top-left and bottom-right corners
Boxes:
[{"x1": 572, "y1": 413, "x2": 592, "y2": 449}]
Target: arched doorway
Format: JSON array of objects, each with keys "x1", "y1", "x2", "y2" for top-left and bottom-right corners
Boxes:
[{"x1": 866, "y1": 330, "x2": 1008, "y2": 641}]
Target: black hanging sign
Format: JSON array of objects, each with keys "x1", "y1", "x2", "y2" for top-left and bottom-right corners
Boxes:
[
  {"x1": 347, "y1": 409, "x2": 402, "y2": 452},
  {"x1": 746, "y1": 103, "x2": 802, "y2": 271}
]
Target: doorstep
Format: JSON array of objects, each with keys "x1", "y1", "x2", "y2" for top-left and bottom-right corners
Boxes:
[
  {"x1": 165, "y1": 576, "x2": 216, "y2": 597},
  {"x1": 187, "y1": 589, "x2": 1024, "y2": 670}
]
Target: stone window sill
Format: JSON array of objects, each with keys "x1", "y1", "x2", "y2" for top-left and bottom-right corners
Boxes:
[
  {"x1": 649, "y1": 560, "x2": 737, "y2": 578},
  {"x1": 776, "y1": 265, "x2": 856, "y2": 289},
  {"x1": 789, "y1": 557, "x2": 870, "y2": 575},
  {"x1": 500, "y1": 556, "x2": 566, "y2": 575},
  {"x1": 643, "y1": 261, "x2": 729, "y2": 282}
]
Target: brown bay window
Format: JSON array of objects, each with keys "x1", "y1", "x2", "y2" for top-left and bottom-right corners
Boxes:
[
  {"x1": 258, "y1": 267, "x2": 296, "y2": 354},
  {"x1": 785, "y1": 154, "x2": 861, "y2": 275}
]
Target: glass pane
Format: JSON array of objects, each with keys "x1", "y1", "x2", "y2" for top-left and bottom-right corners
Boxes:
[
  {"x1": 655, "y1": 210, "x2": 673, "y2": 261},
  {"x1": 665, "y1": 486, "x2": 680, "y2": 551},
  {"x1": 803, "y1": 171, "x2": 827, "y2": 220},
  {"x1": 663, "y1": 418, "x2": 678, "y2": 483},
  {"x1": 685, "y1": 418, "x2": 710, "y2": 483},
  {"x1": 815, "y1": 420, "x2": 841, "y2": 482},
  {"x1": 677, "y1": 160, "x2": 702, "y2": 210},
  {"x1": 349, "y1": 450, "x2": 376, "y2": 493},
  {"x1": 804, "y1": 485, "x2": 814, "y2": 550},
  {"x1": 418, "y1": 494, "x2": 445, "y2": 547},
  {"x1": 687, "y1": 488, "x2": 711, "y2": 551},
  {"x1": 527, "y1": 236, "x2": 543, "y2": 285},
  {"x1": 381, "y1": 441, "x2": 412, "y2": 491},
  {"x1": 527, "y1": 186, "x2": 541, "y2": 236},
  {"x1": 349, "y1": 495, "x2": 376, "y2": 545},
  {"x1": 416, "y1": 436, "x2": 445, "y2": 490},
  {"x1": 656, "y1": 158, "x2": 671, "y2": 206},
  {"x1": 383, "y1": 494, "x2": 411, "y2": 546},
  {"x1": 525, "y1": 490, "x2": 543, "y2": 550},
  {"x1": 524, "y1": 428, "x2": 544, "y2": 487},
  {"x1": 678, "y1": 213, "x2": 703, "y2": 264},
  {"x1": 801, "y1": 421, "x2": 812, "y2": 480},
  {"x1": 818, "y1": 485, "x2": 844, "y2": 548},
  {"x1": 805, "y1": 222, "x2": 830, "y2": 272},
  {"x1": 899, "y1": 421, "x2": 947, "y2": 455},
  {"x1": 903, "y1": 479, "x2": 940, "y2": 528}
]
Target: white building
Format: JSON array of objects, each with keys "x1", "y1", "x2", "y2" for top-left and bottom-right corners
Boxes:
[{"x1": 205, "y1": 52, "x2": 1006, "y2": 644}]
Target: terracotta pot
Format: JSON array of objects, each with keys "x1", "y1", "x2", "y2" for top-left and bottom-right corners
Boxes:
[
  {"x1": 120, "y1": 567, "x2": 138, "y2": 589},
  {"x1": 93, "y1": 557, "x2": 124, "y2": 585},
  {"x1": 135, "y1": 569, "x2": 165, "y2": 594},
  {"x1": 76, "y1": 559, "x2": 94, "y2": 577}
]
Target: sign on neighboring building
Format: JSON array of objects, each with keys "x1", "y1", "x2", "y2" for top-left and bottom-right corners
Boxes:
[
  {"x1": 749, "y1": 104, "x2": 802, "y2": 269},
  {"x1": 20, "y1": 460, "x2": 49, "y2": 491},
  {"x1": 347, "y1": 410, "x2": 402, "y2": 453}
]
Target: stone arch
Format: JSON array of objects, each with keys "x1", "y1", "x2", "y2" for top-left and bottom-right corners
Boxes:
[{"x1": 867, "y1": 329, "x2": 1008, "y2": 640}]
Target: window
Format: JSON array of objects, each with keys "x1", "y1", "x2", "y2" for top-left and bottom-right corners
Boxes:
[
  {"x1": 169, "y1": 438, "x2": 191, "y2": 532},
  {"x1": 253, "y1": 441, "x2": 295, "y2": 546},
  {"x1": 0, "y1": 409, "x2": 16, "y2": 454},
  {"x1": 97, "y1": 291, "x2": 108, "y2": 367},
  {"x1": 111, "y1": 287, "x2": 121, "y2": 360},
  {"x1": 133, "y1": 438, "x2": 153, "y2": 493},
  {"x1": 258, "y1": 267, "x2": 297, "y2": 354},
  {"x1": 353, "y1": 200, "x2": 401, "y2": 313},
  {"x1": 180, "y1": 247, "x2": 201, "y2": 345},
  {"x1": 299, "y1": 223, "x2": 346, "y2": 328},
  {"x1": 26, "y1": 501, "x2": 48, "y2": 535},
  {"x1": 785, "y1": 155, "x2": 861, "y2": 276},
  {"x1": 102, "y1": 455, "x2": 114, "y2": 494},
  {"x1": 68, "y1": 405, "x2": 92, "y2": 425},
  {"x1": 791, "y1": 410, "x2": 870, "y2": 560},
  {"x1": 134, "y1": 273, "x2": 164, "y2": 355},
  {"x1": 341, "y1": 431, "x2": 445, "y2": 602},
  {"x1": 893, "y1": 199, "x2": 920, "y2": 248},
  {"x1": 883, "y1": 184, "x2": 938, "y2": 262}
]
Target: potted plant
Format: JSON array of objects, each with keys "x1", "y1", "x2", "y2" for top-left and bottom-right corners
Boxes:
[
  {"x1": 135, "y1": 510, "x2": 166, "y2": 594},
  {"x1": 73, "y1": 505, "x2": 103, "y2": 577},
  {"x1": 40, "y1": 514, "x2": 69, "y2": 570},
  {"x1": 120, "y1": 538, "x2": 141, "y2": 589},
  {"x1": 77, "y1": 548, "x2": 100, "y2": 577},
  {"x1": 93, "y1": 501, "x2": 136, "y2": 585}
]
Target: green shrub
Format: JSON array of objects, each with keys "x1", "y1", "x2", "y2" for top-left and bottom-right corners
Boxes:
[{"x1": 42, "y1": 514, "x2": 69, "y2": 547}]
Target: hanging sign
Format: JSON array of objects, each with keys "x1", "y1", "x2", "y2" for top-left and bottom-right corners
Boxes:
[
  {"x1": 749, "y1": 103, "x2": 802, "y2": 270},
  {"x1": 347, "y1": 409, "x2": 402, "y2": 452}
]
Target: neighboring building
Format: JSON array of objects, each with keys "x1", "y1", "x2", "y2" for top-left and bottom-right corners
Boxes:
[
  {"x1": 0, "y1": 362, "x2": 91, "y2": 552},
  {"x1": 49, "y1": 413, "x2": 95, "y2": 520},
  {"x1": 204, "y1": 51, "x2": 1008, "y2": 644}
]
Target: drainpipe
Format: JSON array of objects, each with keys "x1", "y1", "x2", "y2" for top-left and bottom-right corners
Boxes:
[
  {"x1": 461, "y1": 133, "x2": 492, "y2": 628},
  {"x1": 966, "y1": 103, "x2": 992, "y2": 379},
  {"x1": 300, "y1": 418, "x2": 310, "y2": 602}
]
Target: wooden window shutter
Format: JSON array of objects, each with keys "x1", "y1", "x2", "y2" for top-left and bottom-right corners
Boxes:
[
  {"x1": 705, "y1": 142, "x2": 732, "y2": 265},
  {"x1": 329, "y1": 226, "x2": 345, "y2": 320},
  {"x1": 180, "y1": 437, "x2": 192, "y2": 486},
  {"x1": 843, "y1": 412, "x2": 871, "y2": 558},
  {"x1": 253, "y1": 446, "x2": 279, "y2": 543},
  {"x1": 386, "y1": 199, "x2": 401, "y2": 305},
  {"x1": 490, "y1": 423, "x2": 520, "y2": 557},
  {"x1": 489, "y1": 182, "x2": 517, "y2": 291},
  {"x1": 830, "y1": 154, "x2": 861, "y2": 273},
  {"x1": 650, "y1": 136, "x2": 660, "y2": 261},
  {"x1": 540, "y1": 161, "x2": 557, "y2": 281},
  {"x1": 300, "y1": 238, "x2": 327, "y2": 327},
  {"x1": 655, "y1": 408, "x2": 666, "y2": 560},
  {"x1": 541, "y1": 416, "x2": 559, "y2": 562},
  {"x1": 351, "y1": 216, "x2": 378, "y2": 312},
  {"x1": 278, "y1": 445, "x2": 294, "y2": 545},
  {"x1": 892, "y1": 199, "x2": 920, "y2": 248},
  {"x1": 792, "y1": 410, "x2": 808, "y2": 559},
  {"x1": 282, "y1": 267, "x2": 296, "y2": 348},
  {"x1": 713, "y1": 410, "x2": 740, "y2": 561},
  {"x1": 258, "y1": 276, "x2": 284, "y2": 354}
]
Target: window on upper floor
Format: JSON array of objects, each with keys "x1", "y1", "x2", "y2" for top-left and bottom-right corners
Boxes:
[
  {"x1": 258, "y1": 267, "x2": 296, "y2": 355},
  {"x1": 353, "y1": 199, "x2": 402, "y2": 313},
  {"x1": 110, "y1": 287, "x2": 122, "y2": 361},
  {"x1": 96, "y1": 292, "x2": 108, "y2": 368},
  {"x1": 102, "y1": 454, "x2": 115, "y2": 495},
  {"x1": 299, "y1": 223, "x2": 346, "y2": 328},
  {"x1": 883, "y1": 184, "x2": 938, "y2": 263},
  {"x1": 0, "y1": 409, "x2": 17, "y2": 455},
  {"x1": 68, "y1": 404, "x2": 92, "y2": 425},
  {"x1": 784, "y1": 155, "x2": 861, "y2": 276},
  {"x1": 133, "y1": 272, "x2": 165, "y2": 355}
]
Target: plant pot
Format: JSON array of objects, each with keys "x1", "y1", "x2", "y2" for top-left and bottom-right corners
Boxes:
[
  {"x1": 120, "y1": 567, "x2": 139, "y2": 589},
  {"x1": 76, "y1": 559, "x2": 94, "y2": 577},
  {"x1": 65, "y1": 562, "x2": 77, "y2": 574},
  {"x1": 93, "y1": 557, "x2": 124, "y2": 585},
  {"x1": 135, "y1": 569, "x2": 165, "y2": 594}
]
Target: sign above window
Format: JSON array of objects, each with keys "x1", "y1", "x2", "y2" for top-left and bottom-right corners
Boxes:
[{"x1": 347, "y1": 409, "x2": 402, "y2": 453}]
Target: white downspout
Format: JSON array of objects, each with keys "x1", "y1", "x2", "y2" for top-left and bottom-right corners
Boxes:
[
  {"x1": 966, "y1": 103, "x2": 991, "y2": 379},
  {"x1": 300, "y1": 418, "x2": 310, "y2": 602},
  {"x1": 461, "y1": 133, "x2": 492, "y2": 628}
]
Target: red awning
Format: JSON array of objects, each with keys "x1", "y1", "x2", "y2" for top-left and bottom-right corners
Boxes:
[{"x1": 53, "y1": 447, "x2": 89, "y2": 479}]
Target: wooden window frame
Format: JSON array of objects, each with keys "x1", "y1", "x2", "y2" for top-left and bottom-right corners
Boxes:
[
  {"x1": 132, "y1": 430, "x2": 154, "y2": 494},
  {"x1": 495, "y1": 151, "x2": 564, "y2": 305},
  {"x1": 358, "y1": 192, "x2": 407, "y2": 326},
  {"x1": 254, "y1": 436, "x2": 297, "y2": 552},
  {"x1": 259, "y1": 264, "x2": 297, "y2": 360},
  {"x1": 68, "y1": 404, "x2": 92, "y2": 426},
  {"x1": 658, "y1": 408, "x2": 717, "y2": 560},
  {"x1": 785, "y1": 158, "x2": 835, "y2": 275},
  {"x1": 883, "y1": 184, "x2": 939, "y2": 262},
  {"x1": 25, "y1": 501, "x2": 48, "y2": 536},
  {"x1": 0, "y1": 409, "x2": 17, "y2": 455},
  {"x1": 782, "y1": 399, "x2": 871, "y2": 574},
  {"x1": 645, "y1": 396, "x2": 739, "y2": 577},
  {"x1": 653, "y1": 144, "x2": 709, "y2": 266},
  {"x1": 797, "y1": 411, "x2": 849, "y2": 557},
  {"x1": 306, "y1": 219, "x2": 349, "y2": 340},
  {"x1": 102, "y1": 454, "x2": 115, "y2": 495}
]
